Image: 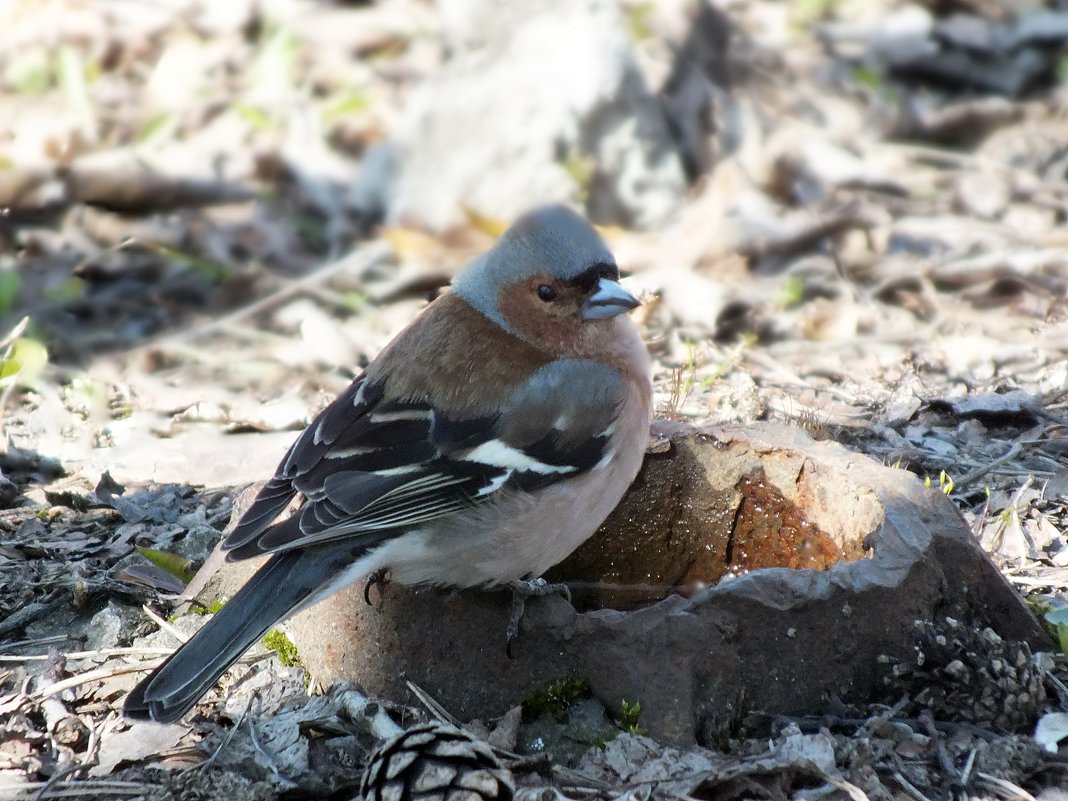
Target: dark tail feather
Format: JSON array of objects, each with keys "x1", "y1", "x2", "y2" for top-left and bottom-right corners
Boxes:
[{"x1": 124, "y1": 549, "x2": 341, "y2": 723}]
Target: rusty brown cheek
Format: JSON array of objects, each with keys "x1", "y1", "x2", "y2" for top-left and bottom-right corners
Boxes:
[{"x1": 498, "y1": 283, "x2": 593, "y2": 357}]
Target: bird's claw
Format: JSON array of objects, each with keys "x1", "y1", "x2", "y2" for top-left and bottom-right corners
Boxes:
[
  {"x1": 363, "y1": 568, "x2": 390, "y2": 606},
  {"x1": 505, "y1": 578, "x2": 572, "y2": 656}
]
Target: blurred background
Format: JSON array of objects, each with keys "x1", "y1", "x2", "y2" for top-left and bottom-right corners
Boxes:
[
  {"x1": 6, "y1": 0, "x2": 1068, "y2": 792},
  {"x1": 6, "y1": 0, "x2": 1068, "y2": 566},
  {"x1": 5, "y1": 0, "x2": 1068, "y2": 561}
]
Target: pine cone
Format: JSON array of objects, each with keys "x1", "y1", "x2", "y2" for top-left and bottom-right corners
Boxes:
[
  {"x1": 361, "y1": 722, "x2": 515, "y2": 801},
  {"x1": 879, "y1": 617, "x2": 1045, "y2": 732}
]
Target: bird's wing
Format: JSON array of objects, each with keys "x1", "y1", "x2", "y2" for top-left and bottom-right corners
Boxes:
[{"x1": 221, "y1": 359, "x2": 624, "y2": 560}]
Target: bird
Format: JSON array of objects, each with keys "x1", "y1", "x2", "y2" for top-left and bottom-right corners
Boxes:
[{"x1": 123, "y1": 204, "x2": 652, "y2": 723}]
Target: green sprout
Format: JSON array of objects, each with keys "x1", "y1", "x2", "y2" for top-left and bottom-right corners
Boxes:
[
  {"x1": 0, "y1": 270, "x2": 21, "y2": 316},
  {"x1": 169, "y1": 598, "x2": 226, "y2": 623},
  {"x1": 1040, "y1": 602, "x2": 1068, "y2": 658},
  {"x1": 263, "y1": 629, "x2": 303, "y2": 668},
  {"x1": 617, "y1": 699, "x2": 646, "y2": 735},
  {"x1": 624, "y1": 3, "x2": 655, "y2": 42},
  {"x1": 522, "y1": 677, "x2": 591, "y2": 723},
  {"x1": 562, "y1": 154, "x2": 596, "y2": 203},
  {"x1": 1057, "y1": 53, "x2": 1068, "y2": 82},
  {"x1": 923, "y1": 469, "x2": 954, "y2": 495},
  {"x1": 776, "y1": 275, "x2": 806, "y2": 309}
]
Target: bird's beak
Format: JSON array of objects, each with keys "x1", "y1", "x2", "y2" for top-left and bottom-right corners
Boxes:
[{"x1": 581, "y1": 278, "x2": 640, "y2": 321}]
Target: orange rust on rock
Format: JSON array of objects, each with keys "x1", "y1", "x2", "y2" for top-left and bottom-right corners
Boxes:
[
  {"x1": 551, "y1": 456, "x2": 871, "y2": 610},
  {"x1": 727, "y1": 474, "x2": 859, "y2": 576},
  {"x1": 678, "y1": 472, "x2": 866, "y2": 588}
]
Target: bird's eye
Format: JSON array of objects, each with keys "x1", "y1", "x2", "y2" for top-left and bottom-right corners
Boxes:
[{"x1": 537, "y1": 284, "x2": 557, "y2": 302}]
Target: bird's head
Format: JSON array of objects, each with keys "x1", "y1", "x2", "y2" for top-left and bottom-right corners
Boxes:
[{"x1": 452, "y1": 205, "x2": 640, "y2": 355}]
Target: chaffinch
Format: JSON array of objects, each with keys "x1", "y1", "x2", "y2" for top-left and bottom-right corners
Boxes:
[{"x1": 124, "y1": 205, "x2": 652, "y2": 723}]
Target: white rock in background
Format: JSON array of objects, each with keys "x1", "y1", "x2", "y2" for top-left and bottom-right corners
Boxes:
[
  {"x1": 1035, "y1": 712, "x2": 1068, "y2": 753},
  {"x1": 387, "y1": 0, "x2": 687, "y2": 230}
]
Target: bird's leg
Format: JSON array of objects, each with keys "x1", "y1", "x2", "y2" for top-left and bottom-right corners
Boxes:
[
  {"x1": 363, "y1": 568, "x2": 390, "y2": 606},
  {"x1": 505, "y1": 577, "x2": 572, "y2": 651}
]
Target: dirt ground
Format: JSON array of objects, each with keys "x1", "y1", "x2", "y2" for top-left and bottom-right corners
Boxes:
[{"x1": 4, "y1": 0, "x2": 1068, "y2": 799}]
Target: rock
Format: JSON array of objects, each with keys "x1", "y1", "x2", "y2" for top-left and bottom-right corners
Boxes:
[
  {"x1": 385, "y1": 0, "x2": 686, "y2": 230},
  {"x1": 516, "y1": 697, "x2": 616, "y2": 765},
  {"x1": 90, "y1": 721, "x2": 187, "y2": 777},
  {"x1": 579, "y1": 733, "x2": 716, "y2": 796},
  {"x1": 111, "y1": 766, "x2": 278, "y2": 801},
  {"x1": 955, "y1": 171, "x2": 1010, "y2": 220},
  {"x1": 197, "y1": 423, "x2": 1048, "y2": 745},
  {"x1": 347, "y1": 142, "x2": 398, "y2": 220},
  {"x1": 132, "y1": 612, "x2": 209, "y2": 651},
  {"x1": 170, "y1": 523, "x2": 223, "y2": 564},
  {"x1": 84, "y1": 600, "x2": 142, "y2": 651},
  {"x1": 0, "y1": 468, "x2": 18, "y2": 507},
  {"x1": 651, "y1": 0, "x2": 733, "y2": 180},
  {"x1": 82, "y1": 426, "x2": 298, "y2": 488}
]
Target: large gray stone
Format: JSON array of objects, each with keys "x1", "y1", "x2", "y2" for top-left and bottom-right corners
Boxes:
[
  {"x1": 198, "y1": 423, "x2": 1047, "y2": 744},
  {"x1": 386, "y1": 0, "x2": 687, "y2": 230}
]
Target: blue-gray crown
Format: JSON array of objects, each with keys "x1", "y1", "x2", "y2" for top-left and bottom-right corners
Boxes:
[{"x1": 453, "y1": 205, "x2": 617, "y2": 331}]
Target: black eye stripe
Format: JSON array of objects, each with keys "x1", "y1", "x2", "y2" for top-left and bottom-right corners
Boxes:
[{"x1": 568, "y1": 262, "x2": 619, "y2": 291}]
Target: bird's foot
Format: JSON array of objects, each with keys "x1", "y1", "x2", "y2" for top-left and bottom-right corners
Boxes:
[
  {"x1": 505, "y1": 578, "x2": 572, "y2": 653},
  {"x1": 364, "y1": 568, "x2": 390, "y2": 606}
]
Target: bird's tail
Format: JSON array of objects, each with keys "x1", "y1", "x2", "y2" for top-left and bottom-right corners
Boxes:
[{"x1": 123, "y1": 548, "x2": 346, "y2": 723}]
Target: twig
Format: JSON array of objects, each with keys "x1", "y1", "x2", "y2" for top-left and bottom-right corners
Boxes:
[
  {"x1": 857, "y1": 695, "x2": 911, "y2": 739},
  {"x1": 959, "y1": 746, "x2": 978, "y2": 787},
  {"x1": 742, "y1": 348, "x2": 860, "y2": 406},
  {"x1": 1044, "y1": 663, "x2": 1068, "y2": 709},
  {"x1": 824, "y1": 774, "x2": 871, "y2": 801},
  {"x1": 141, "y1": 604, "x2": 190, "y2": 644},
  {"x1": 33, "y1": 762, "x2": 89, "y2": 801},
  {"x1": 881, "y1": 141, "x2": 980, "y2": 168},
  {"x1": 918, "y1": 709, "x2": 961, "y2": 790},
  {"x1": 11, "y1": 628, "x2": 268, "y2": 707},
  {"x1": 955, "y1": 442, "x2": 1025, "y2": 488},
  {"x1": 1003, "y1": 573, "x2": 1068, "y2": 589},
  {"x1": 4, "y1": 780, "x2": 149, "y2": 798},
  {"x1": 130, "y1": 241, "x2": 391, "y2": 353},
  {"x1": 405, "y1": 680, "x2": 461, "y2": 727},
  {"x1": 976, "y1": 772, "x2": 1038, "y2": 801},
  {"x1": 892, "y1": 768, "x2": 933, "y2": 801},
  {"x1": 29, "y1": 661, "x2": 165, "y2": 702},
  {"x1": 78, "y1": 711, "x2": 104, "y2": 772},
  {"x1": 194, "y1": 696, "x2": 254, "y2": 773},
  {"x1": 0, "y1": 595, "x2": 68, "y2": 639},
  {"x1": 336, "y1": 687, "x2": 403, "y2": 740},
  {"x1": 0, "y1": 315, "x2": 30, "y2": 349},
  {"x1": 0, "y1": 634, "x2": 83, "y2": 655},
  {"x1": 247, "y1": 715, "x2": 293, "y2": 785},
  {"x1": 782, "y1": 711, "x2": 1001, "y2": 742},
  {"x1": 0, "y1": 647, "x2": 177, "y2": 664}
]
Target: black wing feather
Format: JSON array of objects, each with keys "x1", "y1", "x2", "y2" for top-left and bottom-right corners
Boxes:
[{"x1": 222, "y1": 360, "x2": 623, "y2": 562}]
